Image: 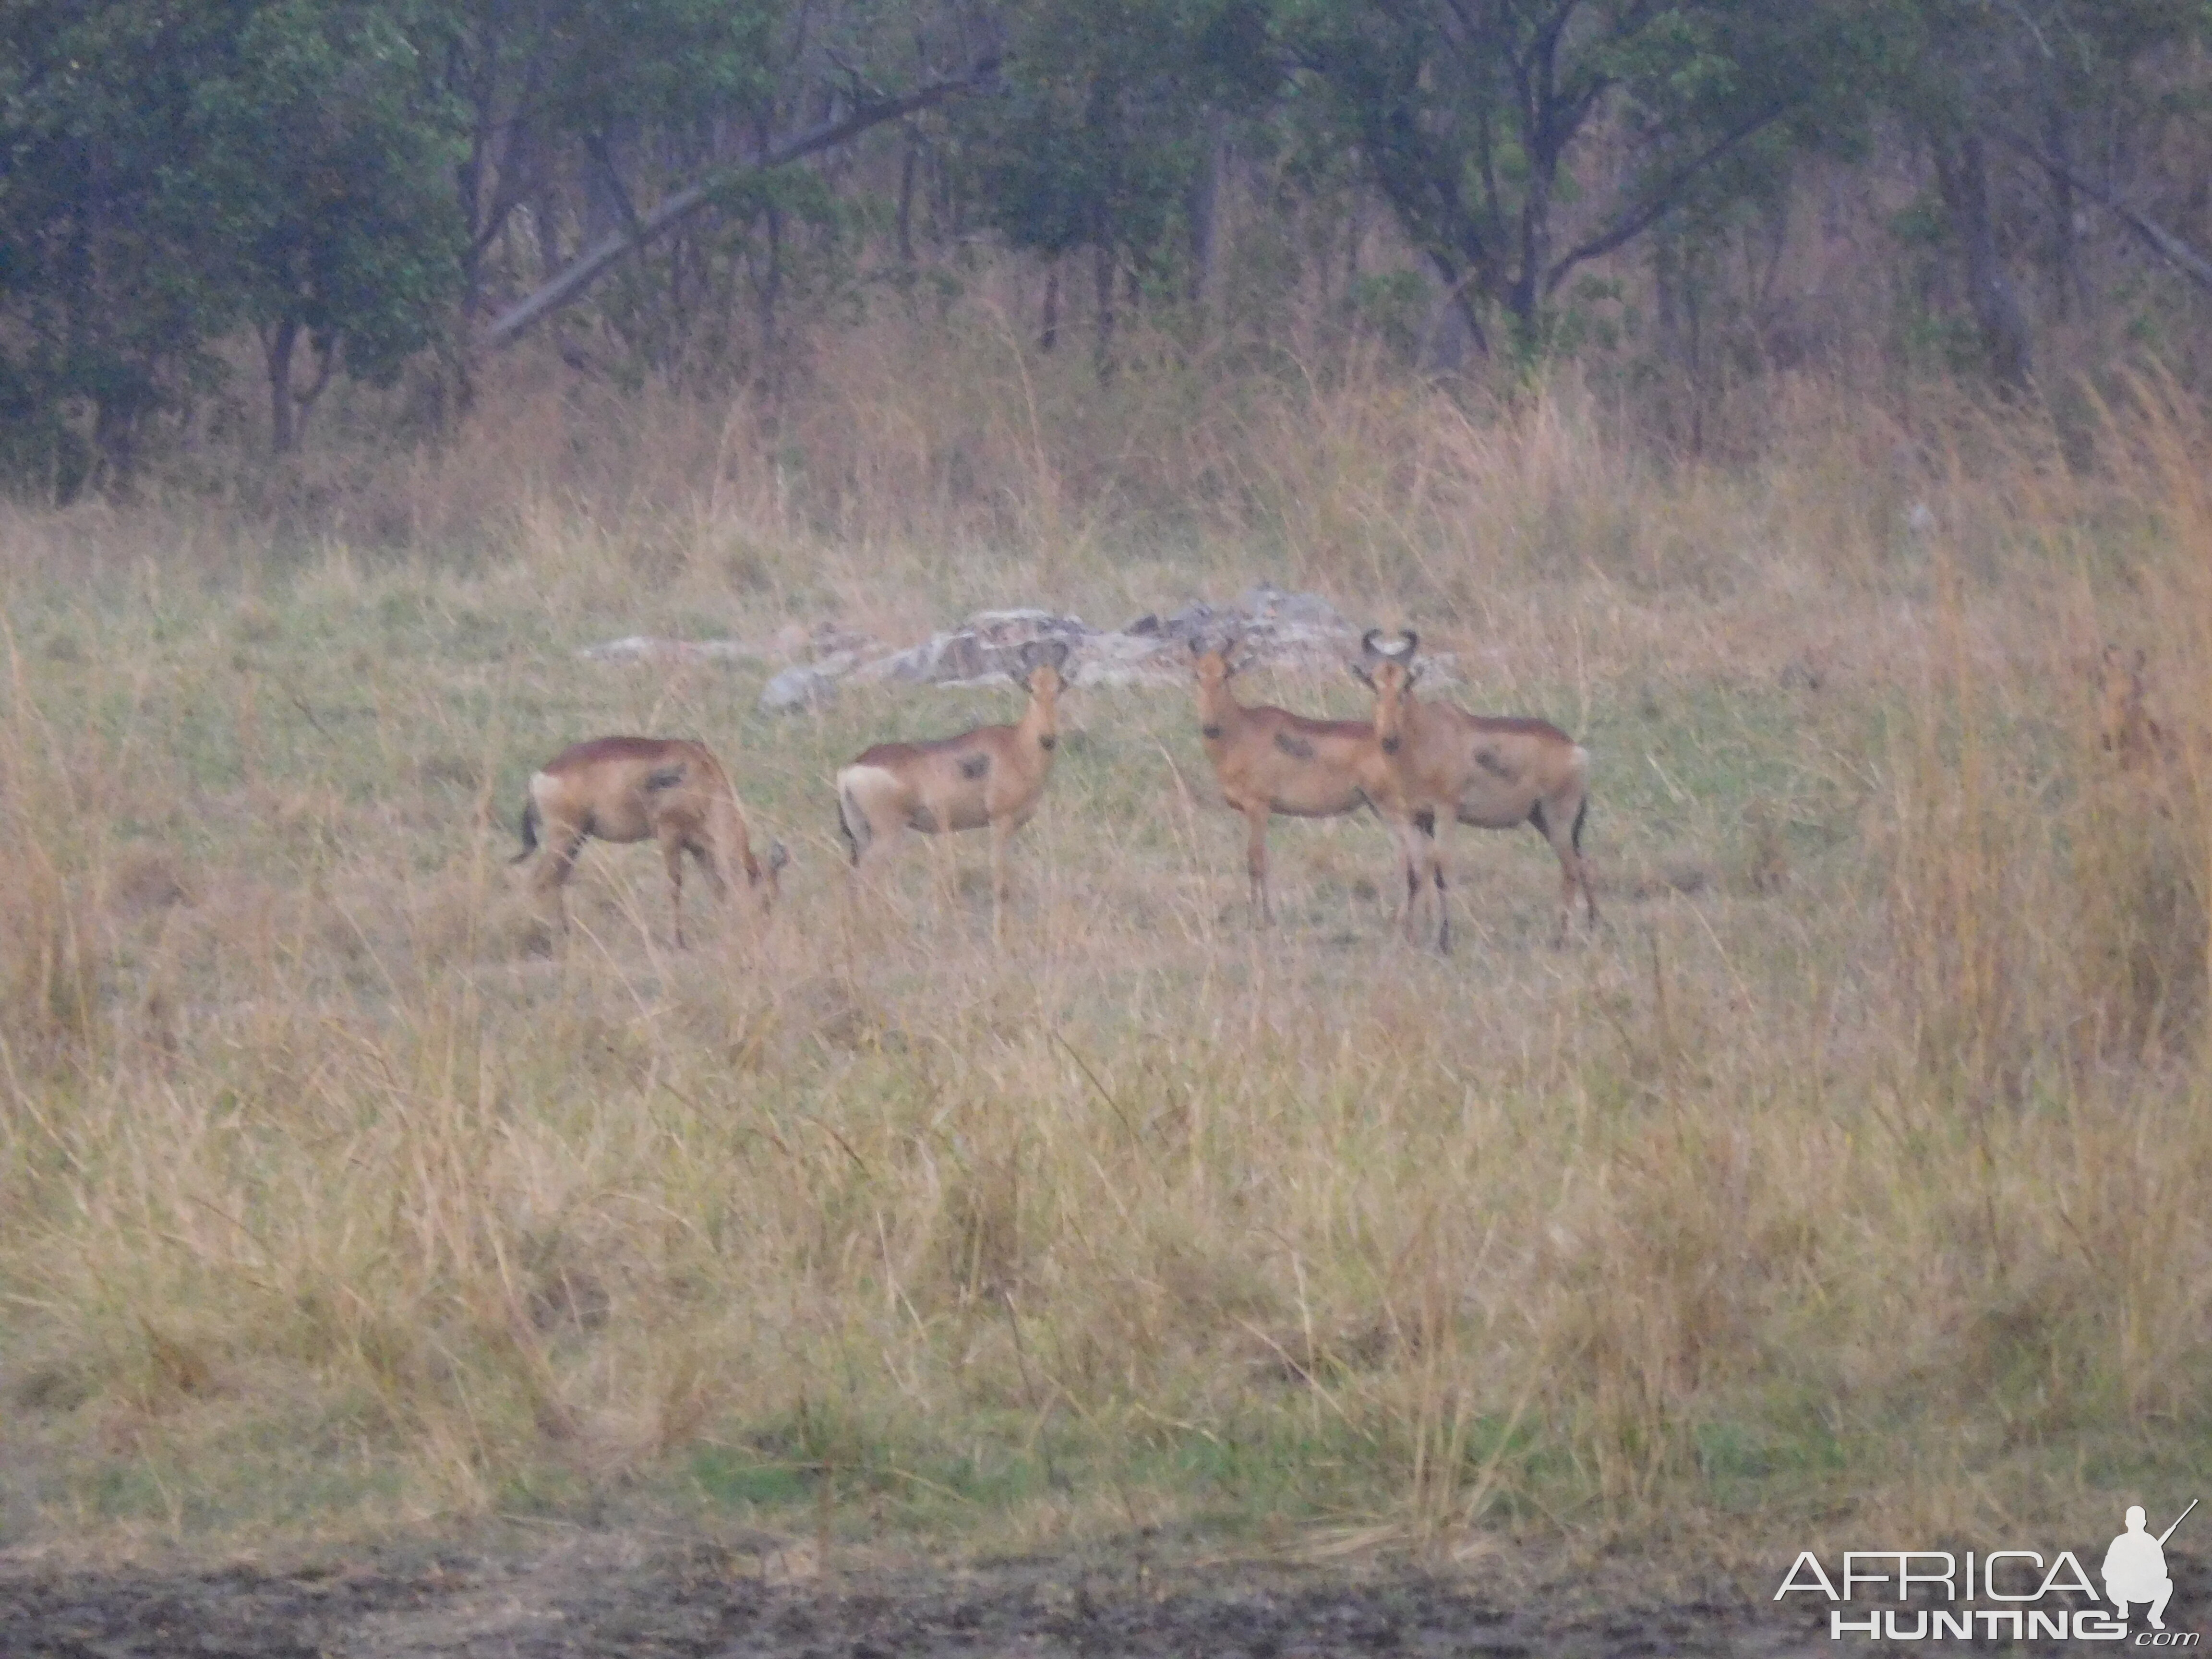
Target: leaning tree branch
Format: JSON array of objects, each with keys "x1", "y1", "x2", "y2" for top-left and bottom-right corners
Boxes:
[
  {"x1": 1990, "y1": 125, "x2": 2212, "y2": 296},
  {"x1": 1541, "y1": 102, "x2": 1791, "y2": 295},
  {"x1": 483, "y1": 59, "x2": 998, "y2": 349}
]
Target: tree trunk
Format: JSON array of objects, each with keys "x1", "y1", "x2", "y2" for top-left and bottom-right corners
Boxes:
[
  {"x1": 1041, "y1": 261, "x2": 1059, "y2": 352},
  {"x1": 896, "y1": 125, "x2": 919, "y2": 273},
  {"x1": 1187, "y1": 109, "x2": 1227, "y2": 310},
  {"x1": 1933, "y1": 131, "x2": 2033, "y2": 392},
  {"x1": 758, "y1": 204, "x2": 784, "y2": 373},
  {"x1": 265, "y1": 317, "x2": 300, "y2": 455},
  {"x1": 2042, "y1": 101, "x2": 2083, "y2": 322},
  {"x1": 1093, "y1": 240, "x2": 1115, "y2": 374}
]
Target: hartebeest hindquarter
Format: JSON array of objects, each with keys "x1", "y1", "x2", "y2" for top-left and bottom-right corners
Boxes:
[
  {"x1": 513, "y1": 736, "x2": 785, "y2": 946},
  {"x1": 836, "y1": 638, "x2": 1071, "y2": 926},
  {"x1": 1355, "y1": 630, "x2": 1599, "y2": 950},
  {"x1": 1190, "y1": 636, "x2": 1419, "y2": 924}
]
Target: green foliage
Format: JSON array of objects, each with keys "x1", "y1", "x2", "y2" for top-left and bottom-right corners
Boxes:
[
  {"x1": 1272, "y1": 0, "x2": 1881, "y2": 354},
  {"x1": 0, "y1": 0, "x2": 468, "y2": 474},
  {"x1": 959, "y1": 0, "x2": 1267, "y2": 271}
]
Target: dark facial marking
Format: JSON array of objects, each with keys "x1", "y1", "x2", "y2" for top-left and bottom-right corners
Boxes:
[
  {"x1": 1381, "y1": 735, "x2": 1401, "y2": 754},
  {"x1": 1039, "y1": 734, "x2": 1057, "y2": 750},
  {"x1": 1201, "y1": 723, "x2": 1224, "y2": 740},
  {"x1": 1412, "y1": 808, "x2": 1437, "y2": 837},
  {"x1": 1273, "y1": 732, "x2": 1316, "y2": 760},
  {"x1": 959, "y1": 753, "x2": 989, "y2": 779}
]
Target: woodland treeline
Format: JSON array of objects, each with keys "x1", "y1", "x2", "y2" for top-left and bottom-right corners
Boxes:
[{"x1": 4, "y1": 0, "x2": 2210, "y2": 488}]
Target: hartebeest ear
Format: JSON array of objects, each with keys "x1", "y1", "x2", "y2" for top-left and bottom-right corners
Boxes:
[
  {"x1": 1395, "y1": 628, "x2": 1419, "y2": 659},
  {"x1": 767, "y1": 840, "x2": 791, "y2": 871},
  {"x1": 1348, "y1": 659, "x2": 1376, "y2": 689},
  {"x1": 1043, "y1": 638, "x2": 1071, "y2": 672}
]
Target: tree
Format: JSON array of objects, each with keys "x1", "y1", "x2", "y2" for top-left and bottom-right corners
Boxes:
[
  {"x1": 957, "y1": 0, "x2": 1270, "y2": 360},
  {"x1": 189, "y1": 0, "x2": 466, "y2": 450},
  {"x1": 1271, "y1": 0, "x2": 1878, "y2": 357},
  {"x1": 0, "y1": 0, "x2": 468, "y2": 471},
  {"x1": 420, "y1": 0, "x2": 781, "y2": 328},
  {"x1": 0, "y1": 1, "x2": 247, "y2": 482},
  {"x1": 1872, "y1": 0, "x2": 2209, "y2": 391}
]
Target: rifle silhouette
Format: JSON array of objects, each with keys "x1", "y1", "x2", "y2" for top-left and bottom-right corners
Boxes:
[{"x1": 2158, "y1": 1498, "x2": 2199, "y2": 1548}]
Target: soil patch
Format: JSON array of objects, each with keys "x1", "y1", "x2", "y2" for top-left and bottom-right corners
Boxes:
[{"x1": 0, "y1": 1530, "x2": 1882, "y2": 1657}]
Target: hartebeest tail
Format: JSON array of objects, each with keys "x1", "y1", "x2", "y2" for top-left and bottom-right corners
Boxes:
[
  {"x1": 1189, "y1": 634, "x2": 1418, "y2": 925},
  {"x1": 835, "y1": 638, "x2": 1070, "y2": 930},
  {"x1": 1355, "y1": 629, "x2": 1598, "y2": 950},
  {"x1": 513, "y1": 736, "x2": 785, "y2": 947}
]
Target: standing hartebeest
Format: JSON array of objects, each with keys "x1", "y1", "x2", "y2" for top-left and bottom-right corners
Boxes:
[
  {"x1": 1354, "y1": 629, "x2": 1599, "y2": 950},
  {"x1": 513, "y1": 736, "x2": 784, "y2": 946},
  {"x1": 835, "y1": 637, "x2": 1071, "y2": 931},
  {"x1": 1189, "y1": 635, "x2": 1419, "y2": 925}
]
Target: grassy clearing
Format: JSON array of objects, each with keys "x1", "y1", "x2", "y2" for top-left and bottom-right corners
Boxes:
[{"x1": 1, "y1": 342, "x2": 2208, "y2": 1566}]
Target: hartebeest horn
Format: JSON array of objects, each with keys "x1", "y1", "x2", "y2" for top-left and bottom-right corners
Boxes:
[{"x1": 1013, "y1": 637, "x2": 1072, "y2": 681}]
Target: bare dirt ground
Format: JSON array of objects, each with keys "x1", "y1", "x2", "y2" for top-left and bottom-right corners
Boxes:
[
  {"x1": 6, "y1": 1526, "x2": 2205, "y2": 1656},
  {"x1": 0, "y1": 1528, "x2": 1876, "y2": 1658}
]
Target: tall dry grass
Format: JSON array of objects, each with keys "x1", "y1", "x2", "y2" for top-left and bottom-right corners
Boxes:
[{"x1": 0, "y1": 318, "x2": 2207, "y2": 1562}]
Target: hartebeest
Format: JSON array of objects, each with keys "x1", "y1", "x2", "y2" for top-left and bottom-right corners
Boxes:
[
  {"x1": 513, "y1": 736, "x2": 784, "y2": 946},
  {"x1": 1190, "y1": 635, "x2": 1419, "y2": 924},
  {"x1": 1355, "y1": 630, "x2": 1599, "y2": 950},
  {"x1": 2097, "y1": 645, "x2": 2174, "y2": 773},
  {"x1": 836, "y1": 638, "x2": 1071, "y2": 927}
]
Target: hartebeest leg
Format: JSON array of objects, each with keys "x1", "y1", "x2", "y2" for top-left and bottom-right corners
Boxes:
[
  {"x1": 1399, "y1": 839, "x2": 1424, "y2": 942},
  {"x1": 1404, "y1": 809, "x2": 1448, "y2": 951},
  {"x1": 1430, "y1": 842, "x2": 1451, "y2": 956},
  {"x1": 1242, "y1": 803, "x2": 1272, "y2": 924},
  {"x1": 661, "y1": 835, "x2": 688, "y2": 948},
  {"x1": 532, "y1": 830, "x2": 589, "y2": 936},
  {"x1": 989, "y1": 817, "x2": 1012, "y2": 941},
  {"x1": 1535, "y1": 793, "x2": 1597, "y2": 944}
]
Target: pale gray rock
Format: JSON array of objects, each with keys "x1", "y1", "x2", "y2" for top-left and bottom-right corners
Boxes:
[{"x1": 759, "y1": 663, "x2": 841, "y2": 712}]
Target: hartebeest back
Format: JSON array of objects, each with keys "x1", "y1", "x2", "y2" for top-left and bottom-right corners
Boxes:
[
  {"x1": 1355, "y1": 630, "x2": 1598, "y2": 950},
  {"x1": 513, "y1": 736, "x2": 784, "y2": 946},
  {"x1": 1189, "y1": 635, "x2": 1417, "y2": 924},
  {"x1": 836, "y1": 638, "x2": 1071, "y2": 926}
]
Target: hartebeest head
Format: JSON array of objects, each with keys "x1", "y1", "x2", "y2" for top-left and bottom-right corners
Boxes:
[
  {"x1": 1014, "y1": 638, "x2": 1070, "y2": 733},
  {"x1": 1188, "y1": 630, "x2": 1251, "y2": 686},
  {"x1": 1354, "y1": 629, "x2": 1420, "y2": 753},
  {"x1": 2096, "y1": 644, "x2": 2169, "y2": 771}
]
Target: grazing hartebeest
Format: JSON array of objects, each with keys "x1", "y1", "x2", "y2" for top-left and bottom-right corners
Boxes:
[
  {"x1": 513, "y1": 736, "x2": 784, "y2": 946},
  {"x1": 1355, "y1": 629, "x2": 1599, "y2": 950},
  {"x1": 836, "y1": 638, "x2": 1071, "y2": 929},
  {"x1": 1190, "y1": 635, "x2": 1418, "y2": 925}
]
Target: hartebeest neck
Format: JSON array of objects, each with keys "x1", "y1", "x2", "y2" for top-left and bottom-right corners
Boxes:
[
  {"x1": 1194, "y1": 674, "x2": 1242, "y2": 737},
  {"x1": 1019, "y1": 681, "x2": 1061, "y2": 749}
]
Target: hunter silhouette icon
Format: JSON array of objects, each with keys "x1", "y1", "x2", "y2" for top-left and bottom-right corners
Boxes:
[{"x1": 2104, "y1": 1500, "x2": 2196, "y2": 1631}]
